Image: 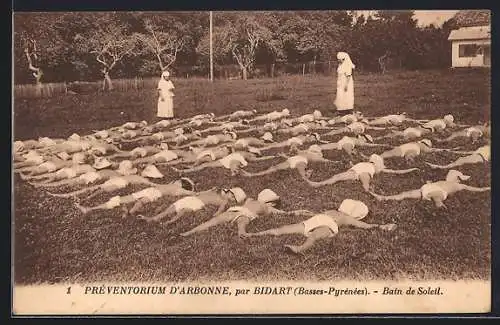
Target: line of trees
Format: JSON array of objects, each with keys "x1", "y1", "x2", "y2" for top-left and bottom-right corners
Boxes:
[{"x1": 14, "y1": 10, "x2": 459, "y2": 88}]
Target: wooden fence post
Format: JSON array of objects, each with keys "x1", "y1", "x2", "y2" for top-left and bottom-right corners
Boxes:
[
  {"x1": 271, "y1": 63, "x2": 275, "y2": 78},
  {"x1": 302, "y1": 63, "x2": 305, "y2": 76}
]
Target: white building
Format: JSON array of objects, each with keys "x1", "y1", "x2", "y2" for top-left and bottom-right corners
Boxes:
[
  {"x1": 448, "y1": 26, "x2": 491, "y2": 68},
  {"x1": 447, "y1": 10, "x2": 491, "y2": 68}
]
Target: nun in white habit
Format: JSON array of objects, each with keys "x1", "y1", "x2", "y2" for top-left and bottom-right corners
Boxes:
[
  {"x1": 157, "y1": 70, "x2": 175, "y2": 119},
  {"x1": 334, "y1": 52, "x2": 356, "y2": 115}
]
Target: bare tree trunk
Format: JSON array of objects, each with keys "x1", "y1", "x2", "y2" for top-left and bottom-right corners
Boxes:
[
  {"x1": 24, "y1": 42, "x2": 44, "y2": 96},
  {"x1": 312, "y1": 54, "x2": 317, "y2": 74},
  {"x1": 103, "y1": 70, "x2": 113, "y2": 91},
  {"x1": 241, "y1": 66, "x2": 248, "y2": 80},
  {"x1": 35, "y1": 76, "x2": 43, "y2": 97},
  {"x1": 378, "y1": 51, "x2": 390, "y2": 75}
]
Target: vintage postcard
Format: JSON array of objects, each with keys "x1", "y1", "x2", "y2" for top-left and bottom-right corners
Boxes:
[{"x1": 12, "y1": 9, "x2": 491, "y2": 315}]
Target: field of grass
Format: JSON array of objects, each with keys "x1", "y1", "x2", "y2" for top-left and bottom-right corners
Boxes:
[{"x1": 13, "y1": 69, "x2": 491, "y2": 284}]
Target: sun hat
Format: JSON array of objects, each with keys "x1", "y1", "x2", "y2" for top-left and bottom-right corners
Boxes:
[
  {"x1": 174, "y1": 127, "x2": 184, "y2": 136},
  {"x1": 95, "y1": 130, "x2": 109, "y2": 139},
  {"x1": 446, "y1": 170, "x2": 470, "y2": 182},
  {"x1": 92, "y1": 157, "x2": 112, "y2": 170},
  {"x1": 24, "y1": 150, "x2": 40, "y2": 159},
  {"x1": 190, "y1": 119, "x2": 203, "y2": 127},
  {"x1": 143, "y1": 126, "x2": 155, "y2": 134},
  {"x1": 338, "y1": 199, "x2": 369, "y2": 220},
  {"x1": 316, "y1": 120, "x2": 328, "y2": 127},
  {"x1": 68, "y1": 133, "x2": 80, "y2": 141},
  {"x1": 419, "y1": 139, "x2": 432, "y2": 148},
  {"x1": 174, "y1": 134, "x2": 188, "y2": 144},
  {"x1": 297, "y1": 123, "x2": 309, "y2": 131},
  {"x1": 152, "y1": 132, "x2": 165, "y2": 141},
  {"x1": 369, "y1": 154, "x2": 385, "y2": 170},
  {"x1": 229, "y1": 187, "x2": 247, "y2": 204},
  {"x1": 123, "y1": 122, "x2": 138, "y2": 129},
  {"x1": 39, "y1": 137, "x2": 57, "y2": 147},
  {"x1": 14, "y1": 141, "x2": 24, "y2": 152},
  {"x1": 443, "y1": 114, "x2": 454, "y2": 123},
  {"x1": 261, "y1": 132, "x2": 274, "y2": 142},
  {"x1": 117, "y1": 160, "x2": 138, "y2": 176},
  {"x1": 80, "y1": 141, "x2": 92, "y2": 151},
  {"x1": 141, "y1": 164, "x2": 164, "y2": 179},
  {"x1": 311, "y1": 132, "x2": 321, "y2": 141},
  {"x1": 247, "y1": 146, "x2": 262, "y2": 156},
  {"x1": 288, "y1": 137, "x2": 303, "y2": 146},
  {"x1": 257, "y1": 189, "x2": 280, "y2": 204},
  {"x1": 91, "y1": 145, "x2": 107, "y2": 156},
  {"x1": 122, "y1": 130, "x2": 138, "y2": 139},
  {"x1": 308, "y1": 144, "x2": 322, "y2": 155},
  {"x1": 282, "y1": 108, "x2": 290, "y2": 115},
  {"x1": 313, "y1": 110, "x2": 323, "y2": 119},
  {"x1": 264, "y1": 122, "x2": 278, "y2": 131},
  {"x1": 162, "y1": 70, "x2": 170, "y2": 77}
]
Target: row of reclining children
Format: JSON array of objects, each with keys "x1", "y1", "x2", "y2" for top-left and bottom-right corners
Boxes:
[
  {"x1": 14, "y1": 115, "x2": 491, "y2": 207},
  {"x1": 13, "y1": 110, "x2": 490, "y2": 195},
  {"x1": 75, "y1": 180, "x2": 400, "y2": 255},
  {"x1": 14, "y1": 117, "x2": 490, "y2": 188},
  {"x1": 13, "y1": 109, "x2": 486, "y2": 168}
]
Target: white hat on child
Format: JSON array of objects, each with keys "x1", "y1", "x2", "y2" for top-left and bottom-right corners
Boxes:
[
  {"x1": 338, "y1": 199, "x2": 369, "y2": 220},
  {"x1": 257, "y1": 189, "x2": 280, "y2": 204},
  {"x1": 229, "y1": 187, "x2": 247, "y2": 204},
  {"x1": 141, "y1": 164, "x2": 164, "y2": 179},
  {"x1": 92, "y1": 157, "x2": 112, "y2": 170},
  {"x1": 117, "y1": 160, "x2": 138, "y2": 176},
  {"x1": 261, "y1": 132, "x2": 274, "y2": 142}
]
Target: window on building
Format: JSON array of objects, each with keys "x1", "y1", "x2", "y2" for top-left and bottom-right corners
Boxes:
[{"x1": 459, "y1": 44, "x2": 480, "y2": 57}]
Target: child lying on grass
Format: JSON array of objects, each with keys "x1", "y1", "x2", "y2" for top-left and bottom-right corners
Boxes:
[{"x1": 243, "y1": 199, "x2": 396, "y2": 254}]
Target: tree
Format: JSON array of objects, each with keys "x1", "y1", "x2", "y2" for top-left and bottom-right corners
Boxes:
[
  {"x1": 197, "y1": 12, "x2": 278, "y2": 80},
  {"x1": 23, "y1": 38, "x2": 44, "y2": 93},
  {"x1": 135, "y1": 19, "x2": 185, "y2": 72},
  {"x1": 13, "y1": 12, "x2": 70, "y2": 86},
  {"x1": 228, "y1": 14, "x2": 275, "y2": 80},
  {"x1": 295, "y1": 12, "x2": 348, "y2": 68},
  {"x1": 74, "y1": 13, "x2": 138, "y2": 90}
]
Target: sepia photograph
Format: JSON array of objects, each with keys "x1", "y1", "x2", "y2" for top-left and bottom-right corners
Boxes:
[{"x1": 12, "y1": 9, "x2": 491, "y2": 315}]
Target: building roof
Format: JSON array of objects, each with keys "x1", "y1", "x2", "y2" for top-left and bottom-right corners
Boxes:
[
  {"x1": 453, "y1": 10, "x2": 490, "y2": 27},
  {"x1": 448, "y1": 25, "x2": 490, "y2": 41}
]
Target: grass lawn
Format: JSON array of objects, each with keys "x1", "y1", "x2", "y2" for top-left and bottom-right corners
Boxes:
[{"x1": 13, "y1": 69, "x2": 491, "y2": 283}]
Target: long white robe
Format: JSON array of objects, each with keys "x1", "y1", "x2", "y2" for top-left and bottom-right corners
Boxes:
[
  {"x1": 335, "y1": 53, "x2": 355, "y2": 111},
  {"x1": 157, "y1": 79, "x2": 175, "y2": 118}
]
